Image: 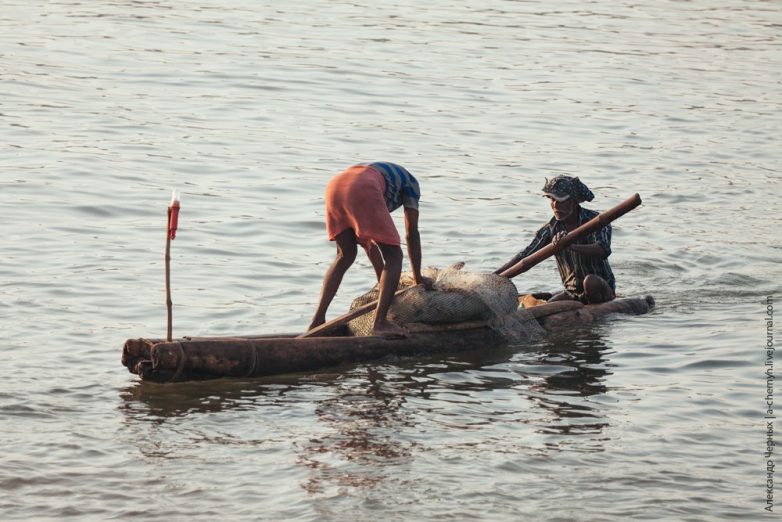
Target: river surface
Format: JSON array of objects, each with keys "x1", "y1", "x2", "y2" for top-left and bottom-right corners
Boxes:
[{"x1": 2, "y1": 1, "x2": 780, "y2": 520}]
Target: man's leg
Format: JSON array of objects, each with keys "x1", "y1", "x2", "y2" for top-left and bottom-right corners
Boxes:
[
  {"x1": 308, "y1": 229, "x2": 358, "y2": 330},
  {"x1": 365, "y1": 242, "x2": 384, "y2": 282},
  {"x1": 583, "y1": 274, "x2": 615, "y2": 304},
  {"x1": 372, "y1": 242, "x2": 406, "y2": 337},
  {"x1": 548, "y1": 291, "x2": 577, "y2": 302}
]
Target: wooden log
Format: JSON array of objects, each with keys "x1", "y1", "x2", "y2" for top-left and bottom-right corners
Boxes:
[
  {"x1": 404, "y1": 320, "x2": 491, "y2": 333},
  {"x1": 538, "y1": 308, "x2": 595, "y2": 331},
  {"x1": 121, "y1": 296, "x2": 655, "y2": 382},
  {"x1": 524, "y1": 300, "x2": 584, "y2": 319},
  {"x1": 127, "y1": 326, "x2": 506, "y2": 383},
  {"x1": 537, "y1": 296, "x2": 655, "y2": 332},
  {"x1": 587, "y1": 295, "x2": 655, "y2": 316},
  {"x1": 121, "y1": 338, "x2": 152, "y2": 375}
]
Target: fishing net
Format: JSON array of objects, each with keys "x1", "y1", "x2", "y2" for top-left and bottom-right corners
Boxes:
[{"x1": 347, "y1": 262, "x2": 545, "y2": 343}]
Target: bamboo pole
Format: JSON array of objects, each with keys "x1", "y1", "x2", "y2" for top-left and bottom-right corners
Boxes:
[
  {"x1": 165, "y1": 191, "x2": 180, "y2": 342},
  {"x1": 299, "y1": 286, "x2": 418, "y2": 338},
  {"x1": 165, "y1": 206, "x2": 173, "y2": 341}
]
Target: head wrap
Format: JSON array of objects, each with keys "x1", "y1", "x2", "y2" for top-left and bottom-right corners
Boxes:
[{"x1": 541, "y1": 175, "x2": 594, "y2": 203}]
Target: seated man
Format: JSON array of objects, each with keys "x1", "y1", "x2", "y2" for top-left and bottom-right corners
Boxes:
[
  {"x1": 308, "y1": 162, "x2": 433, "y2": 338},
  {"x1": 495, "y1": 175, "x2": 616, "y2": 304}
]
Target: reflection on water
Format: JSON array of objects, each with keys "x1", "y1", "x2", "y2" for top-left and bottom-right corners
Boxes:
[
  {"x1": 527, "y1": 328, "x2": 612, "y2": 446},
  {"x1": 299, "y1": 368, "x2": 416, "y2": 494},
  {"x1": 119, "y1": 378, "x2": 298, "y2": 419}
]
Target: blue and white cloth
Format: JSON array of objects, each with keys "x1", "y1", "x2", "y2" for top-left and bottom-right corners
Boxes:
[{"x1": 364, "y1": 162, "x2": 421, "y2": 212}]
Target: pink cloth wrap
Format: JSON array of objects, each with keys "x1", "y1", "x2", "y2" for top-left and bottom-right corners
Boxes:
[{"x1": 325, "y1": 165, "x2": 401, "y2": 248}]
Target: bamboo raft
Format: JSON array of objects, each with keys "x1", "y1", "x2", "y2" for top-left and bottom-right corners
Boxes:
[
  {"x1": 122, "y1": 295, "x2": 654, "y2": 383},
  {"x1": 125, "y1": 193, "x2": 650, "y2": 383}
]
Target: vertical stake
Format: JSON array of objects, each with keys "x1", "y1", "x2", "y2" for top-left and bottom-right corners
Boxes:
[
  {"x1": 165, "y1": 190, "x2": 180, "y2": 342},
  {"x1": 165, "y1": 206, "x2": 173, "y2": 341}
]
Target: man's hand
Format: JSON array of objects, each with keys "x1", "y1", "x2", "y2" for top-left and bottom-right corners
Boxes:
[
  {"x1": 552, "y1": 231, "x2": 568, "y2": 249},
  {"x1": 415, "y1": 275, "x2": 435, "y2": 291}
]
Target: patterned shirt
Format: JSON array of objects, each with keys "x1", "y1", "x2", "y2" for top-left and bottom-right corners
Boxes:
[
  {"x1": 512, "y1": 207, "x2": 616, "y2": 294},
  {"x1": 365, "y1": 162, "x2": 421, "y2": 212}
]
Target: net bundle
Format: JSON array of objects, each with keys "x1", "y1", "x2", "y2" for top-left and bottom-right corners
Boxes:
[{"x1": 347, "y1": 263, "x2": 545, "y2": 342}]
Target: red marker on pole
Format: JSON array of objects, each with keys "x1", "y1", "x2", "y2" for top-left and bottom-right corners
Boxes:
[
  {"x1": 169, "y1": 190, "x2": 181, "y2": 240},
  {"x1": 165, "y1": 190, "x2": 180, "y2": 341}
]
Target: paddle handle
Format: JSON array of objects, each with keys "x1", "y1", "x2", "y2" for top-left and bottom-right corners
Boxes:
[
  {"x1": 299, "y1": 286, "x2": 418, "y2": 338},
  {"x1": 499, "y1": 193, "x2": 642, "y2": 279}
]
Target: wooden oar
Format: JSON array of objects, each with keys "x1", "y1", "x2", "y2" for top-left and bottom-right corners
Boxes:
[
  {"x1": 299, "y1": 285, "x2": 419, "y2": 338},
  {"x1": 499, "y1": 193, "x2": 642, "y2": 279}
]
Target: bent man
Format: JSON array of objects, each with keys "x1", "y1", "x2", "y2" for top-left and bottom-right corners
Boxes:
[
  {"x1": 308, "y1": 162, "x2": 433, "y2": 337},
  {"x1": 495, "y1": 175, "x2": 616, "y2": 304}
]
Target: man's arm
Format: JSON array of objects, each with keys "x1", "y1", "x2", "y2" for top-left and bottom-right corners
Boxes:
[
  {"x1": 494, "y1": 224, "x2": 553, "y2": 275},
  {"x1": 494, "y1": 252, "x2": 524, "y2": 275},
  {"x1": 403, "y1": 207, "x2": 434, "y2": 289}
]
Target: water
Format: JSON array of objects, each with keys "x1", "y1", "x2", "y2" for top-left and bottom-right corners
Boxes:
[{"x1": 2, "y1": 0, "x2": 780, "y2": 519}]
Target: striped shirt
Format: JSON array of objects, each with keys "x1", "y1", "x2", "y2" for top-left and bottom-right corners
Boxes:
[
  {"x1": 364, "y1": 162, "x2": 421, "y2": 212},
  {"x1": 513, "y1": 207, "x2": 616, "y2": 294}
]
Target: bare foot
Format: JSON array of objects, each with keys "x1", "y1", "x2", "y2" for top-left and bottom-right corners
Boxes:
[
  {"x1": 308, "y1": 318, "x2": 325, "y2": 331},
  {"x1": 372, "y1": 320, "x2": 407, "y2": 339}
]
